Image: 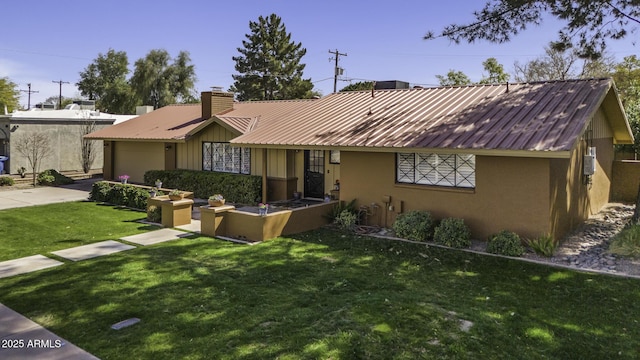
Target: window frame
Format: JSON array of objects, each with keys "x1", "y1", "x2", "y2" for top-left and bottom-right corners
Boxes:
[
  {"x1": 396, "y1": 152, "x2": 475, "y2": 189},
  {"x1": 329, "y1": 150, "x2": 341, "y2": 164},
  {"x1": 202, "y1": 141, "x2": 251, "y2": 175}
]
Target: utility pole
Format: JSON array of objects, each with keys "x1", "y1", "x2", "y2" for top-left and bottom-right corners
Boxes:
[
  {"x1": 329, "y1": 49, "x2": 347, "y2": 93},
  {"x1": 19, "y1": 83, "x2": 39, "y2": 109},
  {"x1": 52, "y1": 79, "x2": 70, "y2": 109}
]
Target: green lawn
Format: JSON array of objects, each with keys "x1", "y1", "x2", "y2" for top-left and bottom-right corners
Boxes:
[
  {"x1": 1, "y1": 226, "x2": 639, "y2": 359},
  {"x1": 0, "y1": 202, "x2": 157, "y2": 261}
]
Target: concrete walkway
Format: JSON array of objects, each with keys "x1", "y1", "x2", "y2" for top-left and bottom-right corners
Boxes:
[{"x1": 0, "y1": 255, "x2": 63, "y2": 279}]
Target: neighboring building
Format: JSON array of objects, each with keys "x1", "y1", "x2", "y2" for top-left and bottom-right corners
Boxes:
[
  {"x1": 1, "y1": 102, "x2": 135, "y2": 175},
  {"x1": 86, "y1": 79, "x2": 633, "y2": 240}
]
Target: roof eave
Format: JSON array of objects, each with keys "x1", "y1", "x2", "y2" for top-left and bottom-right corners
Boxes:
[{"x1": 229, "y1": 142, "x2": 572, "y2": 158}]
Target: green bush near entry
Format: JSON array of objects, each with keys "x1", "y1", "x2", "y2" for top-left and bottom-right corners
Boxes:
[
  {"x1": 89, "y1": 181, "x2": 150, "y2": 210},
  {"x1": 144, "y1": 169, "x2": 262, "y2": 204}
]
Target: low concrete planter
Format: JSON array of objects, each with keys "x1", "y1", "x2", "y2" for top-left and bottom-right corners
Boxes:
[
  {"x1": 148, "y1": 196, "x2": 194, "y2": 228},
  {"x1": 200, "y1": 201, "x2": 335, "y2": 242}
]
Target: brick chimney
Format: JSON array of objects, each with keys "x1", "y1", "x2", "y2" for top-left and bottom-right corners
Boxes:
[{"x1": 201, "y1": 88, "x2": 234, "y2": 119}]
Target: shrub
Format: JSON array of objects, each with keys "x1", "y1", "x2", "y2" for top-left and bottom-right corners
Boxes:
[
  {"x1": 609, "y1": 225, "x2": 640, "y2": 258},
  {"x1": 336, "y1": 209, "x2": 358, "y2": 231},
  {"x1": 89, "y1": 181, "x2": 111, "y2": 202},
  {"x1": 144, "y1": 169, "x2": 261, "y2": 204},
  {"x1": 392, "y1": 210, "x2": 435, "y2": 242},
  {"x1": 37, "y1": 169, "x2": 74, "y2": 186},
  {"x1": 433, "y1": 218, "x2": 471, "y2": 248},
  {"x1": 525, "y1": 234, "x2": 557, "y2": 257},
  {"x1": 0, "y1": 176, "x2": 15, "y2": 186},
  {"x1": 487, "y1": 230, "x2": 525, "y2": 257},
  {"x1": 89, "y1": 181, "x2": 150, "y2": 210},
  {"x1": 147, "y1": 205, "x2": 162, "y2": 223},
  {"x1": 37, "y1": 172, "x2": 55, "y2": 185},
  {"x1": 325, "y1": 199, "x2": 357, "y2": 223}
]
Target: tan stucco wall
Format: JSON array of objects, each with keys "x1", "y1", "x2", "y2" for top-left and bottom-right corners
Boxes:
[
  {"x1": 612, "y1": 160, "x2": 640, "y2": 202},
  {"x1": 113, "y1": 141, "x2": 164, "y2": 183},
  {"x1": 339, "y1": 151, "x2": 551, "y2": 240},
  {"x1": 549, "y1": 136, "x2": 614, "y2": 240},
  {"x1": 8, "y1": 122, "x2": 110, "y2": 175}
]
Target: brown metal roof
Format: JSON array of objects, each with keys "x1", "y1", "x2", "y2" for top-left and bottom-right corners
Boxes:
[
  {"x1": 232, "y1": 78, "x2": 633, "y2": 154},
  {"x1": 217, "y1": 99, "x2": 316, "y2": 133},
  {"x1": 84, "y1": 104, "x2": 203, "y2": 141},
  {"x1": 85, "y1": 99, "x2": 316, "y2": 141}
]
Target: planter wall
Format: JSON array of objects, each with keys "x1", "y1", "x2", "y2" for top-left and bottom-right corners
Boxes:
[{"x1": 200, "y1": 202, "x2": 335, "y2": 242}]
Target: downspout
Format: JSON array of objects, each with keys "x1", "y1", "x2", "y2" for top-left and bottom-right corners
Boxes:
[{"x1": 262, "y1": 148, "x2": 268, "y2": 203}]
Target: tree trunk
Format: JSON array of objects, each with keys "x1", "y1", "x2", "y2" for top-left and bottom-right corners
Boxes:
[{"x1": 633, "y1": 181, "x2": 640, "y2": 223}]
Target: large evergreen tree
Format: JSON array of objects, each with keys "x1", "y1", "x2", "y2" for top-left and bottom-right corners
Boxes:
[
  {"x1": 230, "y1": 13, "x2": 314, "y2": 101},
  {"x1": 130, "y1": 49, "x2": 197, "y2": 109},
  {"x1": 0, "y1": 77, "x2": 20, "y2": 113},
  {"x1": 425, "y1": 0, "x2": 639, "y2": 60},
  {"x1": 77, "y1": 49, "x2": 134, "y2": 114}
]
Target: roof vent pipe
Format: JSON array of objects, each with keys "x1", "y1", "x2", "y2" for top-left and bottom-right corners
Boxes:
[{"x1": 505, "y1": 82, "x2": 509, "y2": 93}]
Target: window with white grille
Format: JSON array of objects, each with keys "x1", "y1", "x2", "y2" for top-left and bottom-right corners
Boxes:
[
  {"x1": 397, "y1": 153, "x2": 475, "y2": 188},
  {"x1": 202, "y1": 142, "x2": 250, "y2": 174}
]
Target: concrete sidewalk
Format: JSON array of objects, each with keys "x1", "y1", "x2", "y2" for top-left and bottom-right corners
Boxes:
[{"x1": 0, "y1": 304, "x2": 99, "y2": 359}]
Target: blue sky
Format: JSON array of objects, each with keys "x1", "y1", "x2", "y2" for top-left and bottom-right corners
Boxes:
[{"x1": 1, "y1": 0, "x2": 638, "y2": 109}]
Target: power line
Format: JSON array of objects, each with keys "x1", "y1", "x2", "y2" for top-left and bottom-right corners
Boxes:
[
  {"x1": 329, "y1": 49, "x2": 347, "y2": 93},
  {"x1": 51, "y1": 80, "x2": 70, "y2": 109},
  {"x1": 19, "y1": 83, "x2": 39, "y2": 109}
]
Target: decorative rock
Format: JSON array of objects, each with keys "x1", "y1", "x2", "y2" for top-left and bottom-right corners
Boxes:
[{"x1": 551, "y1": 204, "x2": 633, "y2": 274}]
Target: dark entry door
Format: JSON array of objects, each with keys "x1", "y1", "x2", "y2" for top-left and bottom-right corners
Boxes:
[{"x1": 304, "y1": 150, "x2": 325, "y2": 198}]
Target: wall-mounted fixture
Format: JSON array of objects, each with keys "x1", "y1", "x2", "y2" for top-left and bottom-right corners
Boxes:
[
  {"x1": 584, "y1": 147, "x2": 596, "y2": 175},
  {"x1": 165, "y1": 145, "x2": 172, "y2": 151},
  {"x1": 10, "y1": 125, "x2": 19, "y2": 132}
]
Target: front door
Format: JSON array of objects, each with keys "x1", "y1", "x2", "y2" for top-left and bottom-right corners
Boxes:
[{"x1": 304, "y1": 150, "x2": 325, "y2": 198}]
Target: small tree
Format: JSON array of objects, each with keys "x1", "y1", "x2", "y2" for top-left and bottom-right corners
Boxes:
[
  {"x1": 14, "y1": 132, "x2": 52, "y2": 186},
  {"x1": 79, "y1": 120, "x2": 97, "y2": 173},
  {"x1": 436, "y1": 70, "x2": 472, "y2": 86}
]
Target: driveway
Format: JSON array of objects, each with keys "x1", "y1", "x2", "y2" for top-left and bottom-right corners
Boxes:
[{"x1": 0, "y1": 178, "x2": 99, "y2": 210}]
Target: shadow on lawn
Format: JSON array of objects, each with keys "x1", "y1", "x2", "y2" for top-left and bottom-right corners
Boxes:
[{"x1": 2, "y1": 228, "x2": 640, "y2": 359}]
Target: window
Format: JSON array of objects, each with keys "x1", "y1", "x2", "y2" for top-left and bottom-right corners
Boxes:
[
  {"x1": 397, "y1": 153, "x2": 475, "y2": 188},
  {"x1": 203, "y1": 142, "x2": 251, "y2": 174},
  {"x1": 330, "y1": 150, "x2": 341, "y2": 164}
]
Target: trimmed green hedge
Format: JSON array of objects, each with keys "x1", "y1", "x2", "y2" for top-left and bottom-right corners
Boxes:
[
  {"x1": 144, "y1": 170, "x2": 262, "y2": 204},
  {"x1": 89, "y1": 181, "x2": 150, "y2": 210}
]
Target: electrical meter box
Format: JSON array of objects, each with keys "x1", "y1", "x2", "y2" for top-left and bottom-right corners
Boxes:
[{"x1": 584, "y1": 147, "x2": 596, "y2": 175}]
